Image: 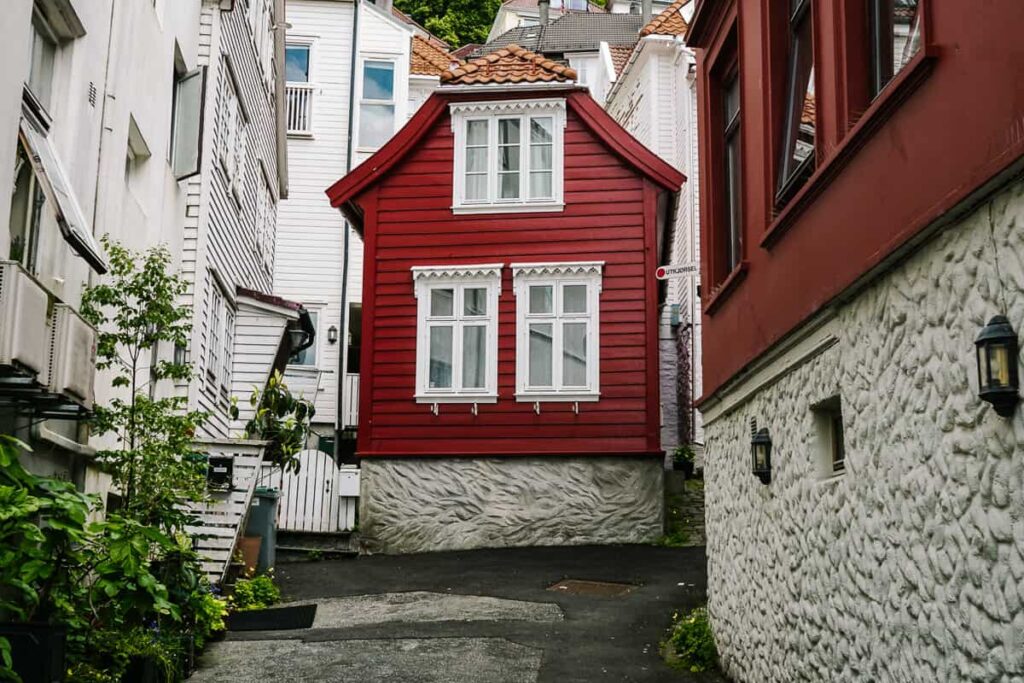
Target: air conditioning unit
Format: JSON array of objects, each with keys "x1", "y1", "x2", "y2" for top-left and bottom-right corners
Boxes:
[
  {"x1": 48, "y1": 304, "x2": 97, "y2": 410},
  {"x1": 0, "y1": 260, "x2": 51, "y2": 382}
]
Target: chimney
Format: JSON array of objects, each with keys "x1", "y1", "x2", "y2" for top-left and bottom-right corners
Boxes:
[
  {"x1": 539, "y1": 0, "x2": 550, "y2": 25},
  {"x1": 641, "y1": 0, "x2": 652, "y2": 24},
  {"x1": 374, "y1": 0, "x2": 394, "y2": 13}
]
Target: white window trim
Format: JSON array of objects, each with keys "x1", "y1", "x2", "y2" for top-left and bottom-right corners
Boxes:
[
  {"x1": 412, "y1": 264, "x2": 503, "y2": 404},
  {"x1": 356, "y1": 56, "x2": 399, "y2": 152},
  {"x1": 450, "y1": 99, "x2": 566, "y2": 214},
  {"x1": 288, "y1": 307, "x2": 321, "y2": 370},
  {"x1": 512, "y1": 261, "x2": 603, "y2": 402}
]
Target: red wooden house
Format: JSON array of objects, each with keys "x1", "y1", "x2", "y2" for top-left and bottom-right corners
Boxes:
[{"x1": 327, "y1": 45, "x2": 684, "y2": 553}]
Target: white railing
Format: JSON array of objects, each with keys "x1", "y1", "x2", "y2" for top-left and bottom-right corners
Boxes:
[
  {"x1": 343, "y1": 373, "x2": 359, "y2": 429},
  {"x1": 286, "y1": 83, "x2": 314, "y2": 135}
]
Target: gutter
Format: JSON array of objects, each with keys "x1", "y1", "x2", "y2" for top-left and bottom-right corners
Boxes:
[{"x1": 336, "y1": 0, "x2": 360, "y2": 449}]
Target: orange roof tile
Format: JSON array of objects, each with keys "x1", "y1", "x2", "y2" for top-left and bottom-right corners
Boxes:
[
  {"x1": 801, "y1": 92, "x2": 816, "y2": 127},
  {"x1": 411, "y1": 35, "x2": 455, "y2": 77},
  {"x1": 641, "y1": 0, "x2": 691, "y2": 37},
  {"x1": 441, "y1": 44, "x2": 577, "y2": 86},
  {"x1": 608, "y1": 44, "x2": 634, "y2": 76}
]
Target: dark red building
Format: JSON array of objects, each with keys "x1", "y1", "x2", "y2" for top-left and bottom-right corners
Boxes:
[
  {"x1": 327, "y1": 45, "x2": 684, "y2": 553},
  {"x1": 687, "y1": 2, "x2": 1024, "y2": 680}
]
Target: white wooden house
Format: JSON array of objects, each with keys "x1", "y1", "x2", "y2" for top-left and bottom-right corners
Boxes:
[
  {"x1": 274, "y1": 0, "x2": 452, "y2": 456},
  {"x1": 603, "y1": 0, "x2": 702, "y2": 456}
]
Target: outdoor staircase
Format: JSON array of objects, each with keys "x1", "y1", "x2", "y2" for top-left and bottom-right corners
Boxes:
[{"x1": 185, "y1": 439, "x2": 267, "y2": 585}]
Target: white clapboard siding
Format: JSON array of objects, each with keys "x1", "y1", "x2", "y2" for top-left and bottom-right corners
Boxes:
[
  {"x1": 604, "y1": 37, "x2": 703, "y2": 449},
  {"x1": 230, "y1": 293, "x2": 299, "y2": 429},
  {"x1": 186, "y1": 439, "x2": 268, "y2": 584},
  {"x1": 185, "y1": 0, "x2": 284, "y2": 439}
]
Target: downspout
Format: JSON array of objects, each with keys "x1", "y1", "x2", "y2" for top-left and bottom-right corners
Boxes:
[{"x1": 335, "y1": 0, "x2": 360, "y2": 454}]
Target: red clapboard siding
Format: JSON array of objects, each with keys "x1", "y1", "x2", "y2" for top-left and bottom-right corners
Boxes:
[{"x1": 335, "y1": 89, "x2": 684, "y2": 458}]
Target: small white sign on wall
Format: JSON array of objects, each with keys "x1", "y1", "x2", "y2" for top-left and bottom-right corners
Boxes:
[{"x1": 655, "y1": 264, "x2": 699, "y2": 280}]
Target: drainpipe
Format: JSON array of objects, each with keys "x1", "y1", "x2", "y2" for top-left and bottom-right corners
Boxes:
[{"x1": 335, "y1": 0, "x2": 360, "y2": 457}]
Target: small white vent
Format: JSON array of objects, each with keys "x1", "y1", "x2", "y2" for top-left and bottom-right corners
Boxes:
[
  {"x1": 0, "y1": 260, "x2": 51, "y2": 381},
  {"x1": 49, "y1": 304, "x2": 97, "y2": 409}
]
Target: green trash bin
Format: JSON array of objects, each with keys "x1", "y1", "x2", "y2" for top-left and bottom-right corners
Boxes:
[{"x1": 245, "y1": 487, "x2": 280, "y2": 573}]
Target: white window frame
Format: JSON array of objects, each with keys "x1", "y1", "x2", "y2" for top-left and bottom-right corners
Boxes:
[
  {"x1": 217, "y1": 58, "x2": 247, "y2": 203},
  {"x1": 450, "y1": 99, "x2": 566, "y2": 215},
  {"x1": 288, "y1": 309, "x2": 320, "y2": 369},
  {"x1": 357, "y1": 57, "x2": 398, "y2": 151},
  {"x1": 512, "y1": 262, "x2": 603, "y2": 402},
  {"x1": 412, "y1": 264, "x2": 502, "y2": 404},
  {"x1": 205, "y1": 275, "x2": 236, "y2": 397}
]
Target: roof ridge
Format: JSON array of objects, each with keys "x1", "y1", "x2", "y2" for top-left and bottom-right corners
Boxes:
[
  {"x1": 442, "y1": 43, "x2": 578, "y2": 85},
  {"x1": 640, "y1": 0, "x2": 691, "y2": 37}
]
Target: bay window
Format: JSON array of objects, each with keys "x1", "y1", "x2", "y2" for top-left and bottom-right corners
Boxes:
[
  {"x1": 412, "y1": 265, "x2": 502, "y2": 403},
  {"x1": 512, "y1": 262, "x2": 602, "y2": 402},
  {"x1": 451, "y1": 99, "x2": 565, "y2": 213}
]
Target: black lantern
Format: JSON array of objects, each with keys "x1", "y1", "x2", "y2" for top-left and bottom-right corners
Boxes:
[
  {"x1": 327, "y1": 325, "x2": 339, "y2": 344},
  {"x1": 975, "y1": 315, "x2": 1020, "y2": 417},
  {"x1": 751, "y1": 428, "x2": 772, "y2": 485}
]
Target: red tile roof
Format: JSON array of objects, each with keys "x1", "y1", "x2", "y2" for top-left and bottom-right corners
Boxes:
[
  {"x1": 608, "y1": 44, "x2": 634, "y2": 76},
  {"x1": 441, "y1": 44, "x2": 577, "y2": 85},
  {"x1": 411, "y1": 35, "x2": 455, "y2": 76},
  {"x1": 641, "y1": 0, "x2": 691, "y2": 37},
  {"x1": 802, "y1": 92, "x2": 816, "y2": 126}
]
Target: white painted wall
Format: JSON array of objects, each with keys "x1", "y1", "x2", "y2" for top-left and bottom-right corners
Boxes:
[
  {"x1": 604, "y1": 35, "x2": 702, "y2": 457},
  {"x1": 702, "y1": 176, "x2": 1024, "y2": 683},
  {"x1": 275, "y1": 0, "x2": 435, "y2": 436}
]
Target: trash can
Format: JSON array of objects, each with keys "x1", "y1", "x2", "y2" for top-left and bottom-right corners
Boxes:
[{"x1": 245, "y1": 487, "x2": 280, "y2": 573}]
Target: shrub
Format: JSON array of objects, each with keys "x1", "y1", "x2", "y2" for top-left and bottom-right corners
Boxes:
[
  {"x1": 664, "y1": 606, "x2": 718, "y2": 673},
  {"x1": 231, "y1": 572, "x2": 281, "y2": 611}
]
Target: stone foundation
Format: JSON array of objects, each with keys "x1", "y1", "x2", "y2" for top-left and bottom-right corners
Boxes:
[
  {"x1": 702, "y1": 179, "x2": 1024, "y2": 682},
  {"x1": 359, "y1": 456, "x2": 664, "y2": 554}
]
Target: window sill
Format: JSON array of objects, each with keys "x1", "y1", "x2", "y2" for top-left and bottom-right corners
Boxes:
[
  {"x1": 515, "y1": 392, "x2": 600, "y2": 403},
  {"x1": 761, "y1": 48, "x2": 937, "y2": 250},
  {"x1": 286, "y1": 365, "x2": 320, "y2": 375},
  {"x1": 703, "y1": 261, "x2": 748, "y2": 316},
  {"x1": 415, "y1": 394, "x2": 498, "y2": 404},
  {"x1": 817, "y1": 469, "x2": 847, "y2": 485},
  {"x1": 452, "y1": 203, "x2": 565, "y2": 216},
  {"x1": 287, "y1": 131, "x2": 314, "y2": 139}
]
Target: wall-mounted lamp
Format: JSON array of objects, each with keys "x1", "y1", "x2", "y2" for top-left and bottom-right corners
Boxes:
[
  {"x1": 751, "y1": 427, "x2": 772, "y2": 485},
  {"x1": 327, "y1": 325, "x2": 339, "y2": 345},
  {"x1": 975, "y1": 315, "x2": 1019, "y2": 417}
]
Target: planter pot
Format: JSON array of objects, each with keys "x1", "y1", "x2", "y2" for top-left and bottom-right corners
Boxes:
[
  {"x1": 673, "y1": 461, "x2": 695, "y2": 477},
  {"x1": 124, "y1": 655, "x2": 162, "y2": 683},
  {"x1": 0, "y1": 622, "x2": 66, "y2": 683},
  {"x1": 238, "y1": 535, "x2": 262, "y2": 574}
]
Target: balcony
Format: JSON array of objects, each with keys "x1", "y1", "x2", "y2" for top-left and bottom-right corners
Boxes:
[{"x1": 286, "y1": 82, "x2": 315, "y2": 136}]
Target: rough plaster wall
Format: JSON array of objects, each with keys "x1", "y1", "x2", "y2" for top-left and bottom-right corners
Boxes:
[
  {"x1": 360, "y1": 457, "x2": 665, "y2": 554},
  {"x1": 704, "y1": 179, "x2": 1024, "y2": 683}
]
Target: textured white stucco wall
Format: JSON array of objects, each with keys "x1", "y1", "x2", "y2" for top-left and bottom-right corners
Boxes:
[
  {"x1": 359, "y1": 456, "x2": 664, "y2": 554},
  {"x1": 703, "y1": 177, "x2": 1024, "y2": 683}
]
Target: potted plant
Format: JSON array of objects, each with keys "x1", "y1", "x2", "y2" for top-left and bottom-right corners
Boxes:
[
  {"x1": 672, "y1": 445, "x2": 696, "y2": 477},
  {"x1": 0, "y1": 435, "x2": 94, "y2": 682}
]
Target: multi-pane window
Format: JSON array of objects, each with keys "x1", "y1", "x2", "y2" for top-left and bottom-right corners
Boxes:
[
  {"x1": 218, "y1": 62, "x2": 246, "y2": 201},
  {"x1": 513, "y1": 262, "x2": 602, "y2": 401},
  {"x1": 206, "y1": 280, "x2": 235, "y2": 396},
  {"x1": 868, "y1": 0, "x2": 923, "y2": 97},
  {"x1": 451, "y1": 100, "x2": 565, "y2": 212},
  {"x1": 412, "y1": 265, "x2": 501, "y2": 403},
  {"x1": 253, "y1": 169, "x2": 275, "y2": 273},
  {"x1": 248, "y1": 0, "x2": 274, "y2": 85},
  {"x1": 359, "y1": 60, "x2": 396, "y2": 148},
  {"x1": 777, "y1": 0, "x2": 816, "y2": 204},
  {"x1": 722, "y1": 73, "x2": 742, "y2": 273}
]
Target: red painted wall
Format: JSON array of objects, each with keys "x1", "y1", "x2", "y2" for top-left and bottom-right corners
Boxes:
[
  {"x1": 689, "y1": 0, "x2": 1024, "y2": 399},
  {"x1": 353, "y1": 99, "x2": 665, "y2": 458}
]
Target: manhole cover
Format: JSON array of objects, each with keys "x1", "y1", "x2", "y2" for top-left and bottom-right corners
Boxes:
[{"x1": 546, "y1": 579, "x2": 636, "y2": 597}]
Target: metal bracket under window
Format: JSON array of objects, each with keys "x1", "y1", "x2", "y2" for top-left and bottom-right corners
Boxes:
[
  {"x1": 534, "y1": 402, "x2": 541, "y2": 415},
  {"x1": 430, "y1": 403, "x2": 439, "y2": 416},
  {"x1": 471, "y1": 403, "x2": 478, "y2": 416},
  {"x1": 573, "y1": 402, "x2": 579, "y2": 415}
]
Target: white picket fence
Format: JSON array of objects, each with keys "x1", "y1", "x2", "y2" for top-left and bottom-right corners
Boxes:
[{"x1": 259, "y1": 449, "x2": 359, "y2": 533}]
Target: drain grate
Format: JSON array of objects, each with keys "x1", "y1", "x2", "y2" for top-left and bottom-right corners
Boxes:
[{"x1": 547, "y1": 579, "x2": 636, "y2": 597}]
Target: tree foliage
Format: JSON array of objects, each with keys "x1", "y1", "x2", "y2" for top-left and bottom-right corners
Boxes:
[
  {"x1": 395, "y1": 0, "x2": 503, "y2": 48},
  {"x1": 80, "y1": 236, "x2": 207, "y2": 527}
]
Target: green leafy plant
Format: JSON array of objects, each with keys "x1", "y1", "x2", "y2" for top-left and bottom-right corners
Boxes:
[
  {"x1": 663, "y1": 607, "x2": 718, "y2": 673},
  {"x1": 230, "y1": 571, "x2": 281, "y2": 612},
  {"x1": 232, "y1": 370, "x2": 315, "y2": 473},
  {"x1": 80, "y1": 237, "x2": 208, "y2": 528},
  {"x1": 672, "y1": 445, "x2": 695, "y2": 467}
]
